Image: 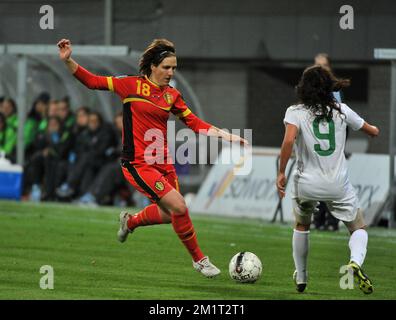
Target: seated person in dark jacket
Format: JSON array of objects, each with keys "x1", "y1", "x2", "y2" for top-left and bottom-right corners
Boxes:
[
  {"x1": 58, "y1": 96, "x2": 75, "y2": 132},
  {"x1": 28, "y1": 116, "x2": 73, "y2": 201},
  {"x1": 24, "y1": 92, "x2": 50, "y2": 161},
  {"x1": 78, "y1": 111, "x2": 133, "y2": 206},
  {"x1": 54, "y1": 105, "x2": 91, "y2": 190},
  {"x1": 56, "y1": 111, "x2": 116, "y2": 199}
]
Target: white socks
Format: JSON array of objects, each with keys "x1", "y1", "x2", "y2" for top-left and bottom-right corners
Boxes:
[
  {"x1": 349, "y1": 229, "x2": 368, "y2": 267},
  {"x1": 293, "y1": 229, "x2": 310, "y2": 282},
  {"x1": 292, "y1": 228, "x2": 367, "y2": 284}
]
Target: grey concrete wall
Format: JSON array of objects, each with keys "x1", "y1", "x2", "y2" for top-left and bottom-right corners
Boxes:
[
  {"x1": 365, "y1": 65, "x2": 391, "y2": 153},
  {"x1": 247, "y1": 66, "x2": 297, "y2": 147},
  {"x1": 1, "y1": 0, "x2": 396, "y2": 61},
  {"x1": 181, "y1": 63, "x2": 247, "y2": 130}
]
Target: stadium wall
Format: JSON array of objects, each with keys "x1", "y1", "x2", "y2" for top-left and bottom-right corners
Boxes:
[
  {"x1": 1, "y1": 0, "x2": 396, "y2": 60},
  {"x1": 180, "y1": 63, "x2": 248, "y2": 130}
]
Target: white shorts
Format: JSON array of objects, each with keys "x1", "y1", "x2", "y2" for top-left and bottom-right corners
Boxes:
[{"x1": 292, "y1": 182, "x2": 359, "y2": 224}]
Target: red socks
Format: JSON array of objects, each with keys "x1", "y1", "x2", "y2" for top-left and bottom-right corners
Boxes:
[
  {"x1": 171, "y1": 209, "x2": 204, "y2": 262},
  {"x1": 127, "y1": 205, "x2": 204, "y2": 263},
  {"x1": 127, "y1": 204, "x2": 163, "y2": 230}
]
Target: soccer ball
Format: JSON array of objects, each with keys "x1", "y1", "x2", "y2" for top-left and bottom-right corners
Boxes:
[{"x1": 229, "y1": 252, "x2": 262, "y2": 283}]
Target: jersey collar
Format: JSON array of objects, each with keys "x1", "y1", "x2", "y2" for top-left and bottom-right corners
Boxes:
[
  {"x1": 145, "y1": 75, "x2": 168, "y2": 90},
  {"x1": 145, "y1": 75, "x2": 159, "y2": 88}
]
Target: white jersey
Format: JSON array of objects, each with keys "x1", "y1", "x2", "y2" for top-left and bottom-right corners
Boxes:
[{"x1": 284, "y1": 103, "x2": 364, "y2": 201}]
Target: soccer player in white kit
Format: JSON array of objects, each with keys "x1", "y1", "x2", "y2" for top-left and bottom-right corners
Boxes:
[{"x1": 277, "y1": 65, "x2": 379, "y2": 294}]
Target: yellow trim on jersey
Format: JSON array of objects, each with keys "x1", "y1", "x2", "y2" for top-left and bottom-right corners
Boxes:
[
  {"x1": 144, "y1": 75, "x2": 160, "y2": 88},
  {"x1": 175, "y1": 108, "x2": 192, "y2": 119},
  {"x1": 107, "y1": 77, "x2": 114, "y2": 91},
  {"x1": 174, "y1": 178, "x2": 180, "y2": 192},
  {"x1": 122, "y1": 97, "x2": 172, "y2": 111}
]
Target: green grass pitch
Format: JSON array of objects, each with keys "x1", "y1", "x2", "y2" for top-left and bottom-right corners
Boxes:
[{"x1": 0, "y1": 200, "x2": 395, "y2": 300}]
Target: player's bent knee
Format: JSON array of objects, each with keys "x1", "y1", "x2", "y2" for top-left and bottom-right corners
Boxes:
[
  {"x1": 344, "y1": 209, "x2": 366, "y2": 234},
  {"x1": 159, "y1": 190, "x2": 187, "y2": 215},
  {"x1": 172, "y1": 201, "x2": 188, "y2": 215},
  {"x1": 347, "y1": 225, "x2": 367, "y2": 234},
  {"x1": 295, "y1": 222, "x2": 311, "y2": 231}
]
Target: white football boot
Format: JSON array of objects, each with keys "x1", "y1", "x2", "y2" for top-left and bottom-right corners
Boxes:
[
  {"x1": 117, "y1": 211, "x2": 133, "y2": 243},
  {"x1": 193, "y1": 256, "x2": 221, "y2": 278}
]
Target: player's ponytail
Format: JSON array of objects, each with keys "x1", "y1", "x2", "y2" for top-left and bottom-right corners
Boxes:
[
  {"x1": 296, "y1": 65, "x2": 350, "y2": 121},
  {"x1": 139, "y1": 39, "x2": 176, "y2": 76}
]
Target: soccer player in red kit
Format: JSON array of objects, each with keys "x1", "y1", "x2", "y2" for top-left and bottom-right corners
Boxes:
[{"x1": 57, "y1": 38, "x2": 248, "y2": 277}]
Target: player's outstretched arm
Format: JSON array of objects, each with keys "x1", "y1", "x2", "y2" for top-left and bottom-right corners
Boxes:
[
  {"x1": 207, "y1": 126, "x2": 249, "y2": 145},
  {"x1": 173, "y1": 97, "x2": 247, "y2": 145},
  {"x1": 57, "y1": 39, "x2": 78, "y2": 73},
  {"x1": 360, "y1": 122, "x2": 379, "y2": 138},
  {"x1": 57, "y1": 39, "x2": 112, "y2": 91},
  {"x1": 277, "y1": 123, "x2": 298, "y2": 198}
]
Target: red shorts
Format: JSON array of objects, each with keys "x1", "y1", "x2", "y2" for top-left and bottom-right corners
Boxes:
[{"x1": 121, "y1": 160, "x2": 179, "y2": 203}]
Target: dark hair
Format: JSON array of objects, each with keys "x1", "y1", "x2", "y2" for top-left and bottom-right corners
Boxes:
[
  {"x1": 76, "y1": 106, "x2": 91, "y2": 115},
  {"x1": 296, "y1": 65, "x2": 350, "y2": 121},
  {"x1": 139, "y1": 39, "x2": 176, "y2": 76},
  {"x1": 89, "y1": 111, "x2": 103, "y2": 125},
  {"x1": 28, "y1": 92, "x2": 50, "y2": 120},
  {"x1": 60, "y1": 96, "x2": 70, "y2": 108},
  {"x1": 37, "y1": 92, "x2": 50, "y2": 104}
]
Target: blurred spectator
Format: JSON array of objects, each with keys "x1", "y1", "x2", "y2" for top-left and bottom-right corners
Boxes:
[
  {"x1": 69, "y1": 106, "x2": 91, "y2": 158},
  {"x1": 78, "y1": 111, "x2": 134, "y2": 206},
  {"x1": 71, "y1": 106, "x2": 90, "y2": 138},
  {"x1": 24, "y1": 92, "x2": 50, "y2": 159},
  {"x1": 0, "y1": 98, "x2": 18, "y2": 162},
  {"x1": 38, "y1": 99, "x2": 60, "y2": 132},
  {"x1": 1, "y1": 98, "x2": 18, "y2": 131},
  {"x1": 56, "y1": 111, "x2": 116, "y2": 199},
  {"x1": 0, "y1": 112, "x2": 17, "y2": 161},
  {"x1": 58, "y1": 96, "x2": 75, "y2": 132},
  {"x1": 48, "y1": 100, "x2": 60, "y2": 116},
  {"x1": 55, "y1": 106, "x2": 91, "y2": 186},
  {"x1": 28, "y1": 116, "x2": 73, "y2": 201}
]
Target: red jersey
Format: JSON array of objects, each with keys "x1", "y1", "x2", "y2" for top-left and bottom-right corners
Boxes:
[{"x1": 73, "y1": 65, "x2": 211, "y2": 164}]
